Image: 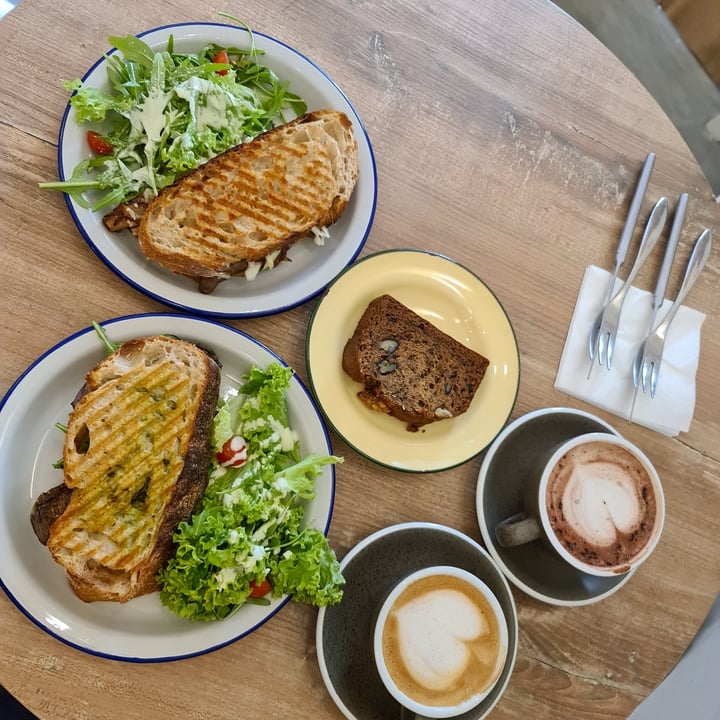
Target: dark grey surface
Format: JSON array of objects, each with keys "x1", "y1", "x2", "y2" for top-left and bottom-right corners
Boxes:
[
  {"x1": 0, "y1": 686, "x2": 36, "y2": 720},
  {"x1": 553, "y1": 0, "x2": 720, "y2": 197}
]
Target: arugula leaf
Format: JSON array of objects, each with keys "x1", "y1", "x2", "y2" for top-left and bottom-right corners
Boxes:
[
  {"x1": 106, "y1": 33, "x2": 156, "y2": 69},
  {"x1": 91, "y1": 320, "x2": 120, "y2": 355},
  {"x1": 39, "y1": 19, "x2": 308, "y2": 210}
]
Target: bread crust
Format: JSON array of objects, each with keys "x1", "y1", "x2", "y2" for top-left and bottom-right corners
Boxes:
[
  {"x1": 41, "y1": 336, "x2": 220, "y2": 603},
  {"x1": 342, "y1": 295, "x2": 490, "y2": 431},
  {"x1": 136, "y1": 109, "x2": 359, "y2": 292}
]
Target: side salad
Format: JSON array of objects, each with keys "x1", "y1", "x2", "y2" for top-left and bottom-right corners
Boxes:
[
  {"x1": 40, "y1": 15, "x2": 307, "y2": 212},
  {"x1": 158, "y1": 362, "x2": 345, "y2": 621}
]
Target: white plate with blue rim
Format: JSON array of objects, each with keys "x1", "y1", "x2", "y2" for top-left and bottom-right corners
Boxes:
[
  {"x1": 0, "y1": 313, "x2": 337, "y2": 661},
  {"x1": 55, "y1": 22, "x2": 377, "y2": 317}
]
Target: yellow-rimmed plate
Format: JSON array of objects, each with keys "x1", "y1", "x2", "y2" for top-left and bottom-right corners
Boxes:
[{"x1": 305, "y1": 249, "x2": 520, "y2": 472}]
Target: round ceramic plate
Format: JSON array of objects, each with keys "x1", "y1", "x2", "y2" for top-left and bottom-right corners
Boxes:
[
  {"x1": 316, "y1": 522, "x2": 518, "y2": 720},
  {"x1": 56, "y1": 23, "x2": 377, "y2": 317},
  {"x1": 305, "y1": 249, "x2": 520, "y2": 472},
  {"x1": 475, "y1": 407, "x2": 634, "y2": 606},
  {"x1": 0, "y1": 314, "x2": 336, "y2": 661}
]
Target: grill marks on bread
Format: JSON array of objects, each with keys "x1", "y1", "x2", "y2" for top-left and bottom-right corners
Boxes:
[
  {"x1": 42, "y1": 336, "x2": 220, "y2": 603},
  {"x1": 136, "y1": 110, "x2": 359, "y2": 292},
  {"x1": 58, "y1": 366, "x2": 185, "y2": 561},
  {"x1": 342, "y1": 295, "x2": 490, "y2": 431}
]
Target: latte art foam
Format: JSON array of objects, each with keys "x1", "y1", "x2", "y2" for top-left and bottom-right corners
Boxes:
[
  {"x1": 394, "y1": 589, "x2": 489, "y2": 690},
  {"x1": 562, "y1": 461, "x2": 643, "y2": 546},
  {"x1": 545, "y1": 440, "x2": 658, "y2": 569},
  {"x1": 381, "y1": 574, "x2": 503, "y2": 708}
]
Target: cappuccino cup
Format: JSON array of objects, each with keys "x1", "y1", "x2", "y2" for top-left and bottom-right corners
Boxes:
[
  {"x1": 495, "y1": 432, "x2": 664, "y2": 576},
  {"x1": 373, "y1": 565, "x2": 508, "y2": 719}
]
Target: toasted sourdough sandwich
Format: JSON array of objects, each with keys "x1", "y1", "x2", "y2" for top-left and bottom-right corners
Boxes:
[
  {"x1": 114, "y1": 109, "x2": 359, "y2": 293},
  {"x1": 32, "y1": 335, "x2": 220, "y2": 603},
  {"x1": 342, "y1": 295, "x2": 490, "y2": 431}
]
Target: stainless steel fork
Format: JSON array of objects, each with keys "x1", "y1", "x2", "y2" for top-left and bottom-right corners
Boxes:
[
  {"x1": 591, "y1": 196, "x2": 668, "y2": 370},
  {"x1": 633, "y1": 228, "x2": 712, "y2": 398},
  {"x1": 628, "y1": 193, "x2": 687, "y2": 419},
  {"x1": 588, "y1": 152, "x2": 656, "y2": 370}
]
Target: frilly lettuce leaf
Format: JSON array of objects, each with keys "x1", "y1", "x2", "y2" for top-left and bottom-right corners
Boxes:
[{"x1": 158, "y1": 362, "x2": 343, "y2": 621}]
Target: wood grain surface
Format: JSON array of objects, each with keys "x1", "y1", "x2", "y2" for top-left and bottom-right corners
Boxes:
[{"x1": 1, "y1": 1, "x2": 719, "y2": 719}]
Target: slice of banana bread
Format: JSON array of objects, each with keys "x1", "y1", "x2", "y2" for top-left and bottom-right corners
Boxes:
[{"x1": 342, "y1": 294, "x2": 489, "y2": 431}]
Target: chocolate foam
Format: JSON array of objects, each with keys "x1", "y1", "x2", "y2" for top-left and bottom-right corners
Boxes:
[{"x1": 545, "y1": 441, "x2": 658, "y2": 568}]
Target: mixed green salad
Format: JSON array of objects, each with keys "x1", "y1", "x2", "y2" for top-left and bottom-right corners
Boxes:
[
  {"x1": 40, "y1": 15, "x2": 307, "y2": 212},
  {"x1": 159, "y1": 361, "x2": 344, "y2": 621}
]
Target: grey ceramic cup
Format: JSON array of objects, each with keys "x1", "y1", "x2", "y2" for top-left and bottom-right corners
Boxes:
[
  {"x1": 494, "y1": 431, "x2": 664, "y2": 577},
  {"x1": 475, "y1": 407, "x2": 641, "y2": 605}
]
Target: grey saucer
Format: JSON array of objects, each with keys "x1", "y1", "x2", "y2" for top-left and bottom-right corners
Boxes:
[
  {"x1": 316, "y1": 522, "x2": 518, "y2": 720},
  {"x1": 475, "y1": 407, "x2": 634, "y2": 606}
]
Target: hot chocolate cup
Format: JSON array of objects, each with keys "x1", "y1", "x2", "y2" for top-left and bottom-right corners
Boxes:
[
  {"x1": 373, "y1": 565, "x2": 509, "y2": 719},
  {"x1": 494, "y1": 432, "x2": 664, "y2": 577}
]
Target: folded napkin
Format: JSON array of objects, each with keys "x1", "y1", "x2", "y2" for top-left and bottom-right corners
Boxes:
[{"x1": 555, "y1": 265, "x2": 706, "y2": 436}]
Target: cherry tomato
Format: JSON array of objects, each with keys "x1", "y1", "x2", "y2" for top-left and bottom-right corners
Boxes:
[
  {"x1": 249, "y1": 578, "x2": 272, "y2": 598},
  {"x1": 216, "y1": 435, "x2": 248, "y2": 467},
  {"x1": 86, "y1": 130, "x2": 113, "y2": 155},
  {"x1": 212, "y1": 49, "x2": 230, "y2": 75}
]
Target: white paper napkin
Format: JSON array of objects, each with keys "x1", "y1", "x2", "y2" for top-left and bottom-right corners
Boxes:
[{"x1": 555, "y1": 265, "x2": 706, "y2": 436}]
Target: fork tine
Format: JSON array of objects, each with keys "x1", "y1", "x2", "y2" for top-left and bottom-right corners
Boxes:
[
  {"x1": 632, "y1": 341, "x2": 644, "y2": 387},
  {"x1": 606, "y1": 333, "x2": 616, "y2": 369},
  {"x1": 641, "y1": 358, "x2": 650, "y2": 394},
  {"x1": 597, "y1": 331, "x2": 606, "y2": 367},
  {"x1": 643, "y1": 228, "x2": 712, "y2": 399},
  {"x1": 650, "y1": 360, "x2": 660, "y2": 398}
]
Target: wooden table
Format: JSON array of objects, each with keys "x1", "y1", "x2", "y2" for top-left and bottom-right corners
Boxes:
[{"x1": 1, "y1": 0, "x2": 719, "y2": 718}]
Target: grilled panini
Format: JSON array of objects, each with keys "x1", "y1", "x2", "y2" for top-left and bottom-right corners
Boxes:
[
  {"x1": 104, "y1": 109, "x2": 359, "y2": 293},
  {"x1": 36, "y1": 335, "x2": 220, "y2": 603}
]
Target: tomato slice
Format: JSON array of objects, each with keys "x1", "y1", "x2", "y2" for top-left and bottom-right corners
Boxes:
[
  {"x1": 212, "y1": 49, "x2": 230, "y2": 75},
  {"x1": 86, "y1": 130, "x2": 113, "y2": 155},
  {"x1": 249, "y1": 578, "x2": 272, "y2": 598},
  {"x1": 216, "y1": 436, "x2": 248, "y2": 467}
]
